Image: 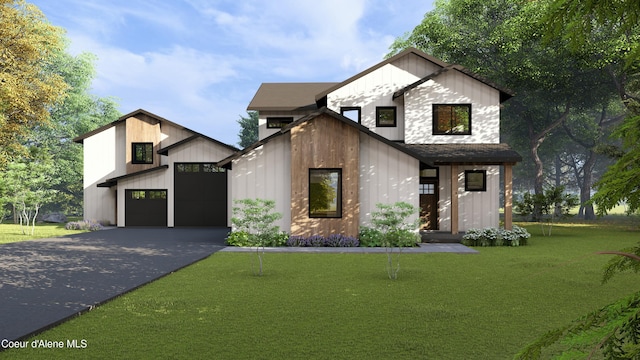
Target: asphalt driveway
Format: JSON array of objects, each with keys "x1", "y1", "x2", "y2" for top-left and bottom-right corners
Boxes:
[{"x1": 0, "y1": 228, "x2": 227, "y2": 342}]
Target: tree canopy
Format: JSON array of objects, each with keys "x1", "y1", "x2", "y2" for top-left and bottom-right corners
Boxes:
[
  {"x1": 0, "y1": 0, "x2": 68, "y2": 165},
  {"x1": 237, "y1": 111, "x2": 258, "y2": 148}
]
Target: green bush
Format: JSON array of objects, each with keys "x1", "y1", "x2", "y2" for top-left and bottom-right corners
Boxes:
[
  {"x1": 358, "y1": 227, "x2": 384, "y2": 247},
  {"x1": 462, "y1": 225, "x2": 530, "y2": 247},
  {"x1": 225, "y1": 231, "x2": 252, "y2": 246}
]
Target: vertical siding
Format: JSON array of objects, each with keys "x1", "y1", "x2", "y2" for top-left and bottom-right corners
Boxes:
[
  {"x1": 438, "y1": 165, "x2": 500, "y2": 232},
  {"x1": 125, "y1": 116, "x2": 161, "y2": 174},
  {"x1": 231, "y1": 135, "x2": 291, "y2": 231},
  {"x1": 83, "y1": 127, "x2": 117, "y2": 224},
  {"x1": 117, "y1": 170, "x2": 169, "y2": 227},
  {"x1": 290, "y1": 115, "x2": 360, "y2": 237},
  {"x1": 257, "y1": 111, "x2": 311, "y2": 141},
  {"x1": 359, "y1": 134, "x2": 419, "y2": 227},
  {"x1": 405, "y1": 70, "x2": 501, "y2": 144},
  {"x1": 326, "y1": 53, "x2": 441, "y2": 142}
]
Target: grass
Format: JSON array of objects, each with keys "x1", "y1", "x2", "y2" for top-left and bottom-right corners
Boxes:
[
  {"x1": 0, "y1": 222, "x2": 87, "y2": 244},
  {"x1": 1, "y1": 222, "x2": 639, "y2": 359}
]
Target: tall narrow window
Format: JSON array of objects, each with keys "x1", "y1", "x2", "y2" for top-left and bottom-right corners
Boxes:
[
  {"x1": 341, "y1": 107, "x2": 361, "y2": 123},
  {"x1": 132, "y1": 143, "x2": 153, "y2": 164},
  {"x1": 309, "y1": 169, "x2": 342, "y2": 218},
  {"x1": 433, "y1": 104, "x2": 471, "y2": 135},
  {"x1": 376, "y1": 107, "x2": 397, "y2": 127}
]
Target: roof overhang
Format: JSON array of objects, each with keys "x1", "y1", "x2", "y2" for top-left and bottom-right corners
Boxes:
[{"x1": 97, "y1": 165, "x2": 169, "y2": 188}]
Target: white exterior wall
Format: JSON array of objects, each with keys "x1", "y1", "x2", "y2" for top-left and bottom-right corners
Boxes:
[
  {"x1": 83, "y1": 126, "x2": 119, "y2": 224},
  {"x1": 326, "y1": 53, "x2": 441, "y2": 142},
  {"x1": 438, "y1": 165, "x2": 500, "y2": 232},
  {"x1": 359, "y1": 133, "x2": 420, "y2": 227},
  {"x1": 257, "y1": 111, "x2": 310, "y2": 141},
  {"x1": 117, "y1": 170, "x2": 169, "y2": 227},
  {"x1": 231, "y1": 135, "x2": 291, "y2": 231},
  {"x1": 405, "y1": 70, "x2": 501, "y2": 144}
]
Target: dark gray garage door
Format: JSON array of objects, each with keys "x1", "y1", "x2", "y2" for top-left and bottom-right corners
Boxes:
[
  {"x1": 174, "y1": 163, "x2": 227, "y2": 227},
  {"x1": 125, "y1": 190, "x2": 168, "y2": 226}
]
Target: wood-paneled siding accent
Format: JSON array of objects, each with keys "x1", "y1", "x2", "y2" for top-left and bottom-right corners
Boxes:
[
  {"x1": 359, "y1": 133, "x2": 419, "y2": 226},
  {"x1": 126, "y1": 115, "x2": 161, "y2": 174},
  {"x1": 290, "y1": 114, "x2": 359, "y2": 237}
]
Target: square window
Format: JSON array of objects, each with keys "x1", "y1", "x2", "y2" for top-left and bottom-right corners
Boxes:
[
  {"x1": 266, "y1": 117, "x2": 294, "y2": 129},
  {"x1": 132, "y1": 143, "x2": 153, "y2": 164},
  {"x1": 341, "y1": 107, "x2": 361, "y2": 123},
  {"x1": 309, "y1": 169, "x2": 342, "y2": 218},
  {"x1": 465, "y1": 170, "x2": 486, "y2": 191},
  {"x1": 376, "y1": 107, "x2": 397, "y2": 127},
  {"x1": 433, "y1": 104, "x2": 471, "y2": 135}
]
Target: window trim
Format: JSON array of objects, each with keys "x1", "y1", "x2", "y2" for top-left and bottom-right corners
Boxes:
[
  {"x1": 376, "y1": 106, "x2": 397, "y2": 127},
  {"x1": 465, "y1": 170, "x2": 487, "y2": 192},
  {"x1": 432, "y1": 104, "x2": 472, "y2": 135},
  {"x1": 132, "y1": 142, "x2": 154, "y2": 164},
  {"x1": 266, "y1": 117, "x2": 294, "y2": 129},
  {"x1": 129, "y1": 189, "x2": 167, "y2": 200},
  {"x1": 340, "y1": 106, "x2": 361, "y2": 124},
  {"x1": 308, "y1": 168, "x2": 342, "y2": 218}
]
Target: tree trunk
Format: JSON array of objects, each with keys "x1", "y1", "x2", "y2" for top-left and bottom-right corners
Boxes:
[{"x1": 580, "y1": 151, "x2": 596, "y2": 220}]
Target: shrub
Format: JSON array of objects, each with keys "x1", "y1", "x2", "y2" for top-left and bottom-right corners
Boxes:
[
  {"x1": 286, "y1": 234, "x2": 359, "y2": 247},
  {"x1": 462, "y1": 226, "x2": 531, "y2": 247},
  {"x1": 225, "y1": 231, "x2": 252, "y2": 246},
  {"x1": 359, "y1": 227, "x2": 384, "y2": 247},
  {"x1": 64, "y1": 220, "x2": 104, "y2": 231}
]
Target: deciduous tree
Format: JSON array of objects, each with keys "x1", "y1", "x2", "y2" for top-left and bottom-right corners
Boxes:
[{"x1": 0, "y1": 0, "x2": 68, "y2": 165}]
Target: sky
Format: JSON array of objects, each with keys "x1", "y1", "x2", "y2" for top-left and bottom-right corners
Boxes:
[{"x1": 30, "y1": 0, "x2": 435, "y2": 146}]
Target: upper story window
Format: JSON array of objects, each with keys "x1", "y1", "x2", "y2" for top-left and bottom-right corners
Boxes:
[
  {"x1": 266, "y1": 117, "x2": 294, "y2": 129},
  {"x1": 132, "y1": 142, "x2": 153, "y2": 164},
  {"x1": 341, "y1": 107, "x2": 361, "y2": 123},
  {"x1": 376, "y1": 107, "x2": 397, "y2": 127},
  {"x1": 433, "y1": 104, "x2": 471, "y2": 135}
]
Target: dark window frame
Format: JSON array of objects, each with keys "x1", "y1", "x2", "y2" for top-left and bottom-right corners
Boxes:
[
  {"x1": 266, "y1": 117, "x2": 294, "y2": 129},
  {"x1": 340, "y1": 106, "x2": 361, "y2": 124},
  {"x1": 132, "y1": 142, "x2": 154, "y2": 164},
  {"x1": 465, "y1": 170, "x2": 487, "y2": 192},
  {"x1": 308, "y1": 168, "x2": 342, "y2": 218},
  {"x1": 129, "y1": 189, "x2": 167, "y2": 200},
  {"x1": 432, "y1": 104, "x2": 472, "y2": 135},
  {"x1": 376, "y1": 106, "x2": 397, "y2": 127}
]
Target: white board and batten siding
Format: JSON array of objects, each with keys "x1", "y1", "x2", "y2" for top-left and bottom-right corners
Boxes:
[
  {"x1": 231, "y1": 135, "x2": 292, "y2": 232},
  {"x1": 326, "y1": 53, "x2": 442, "y2": 142},
  {"x1": 117, "y1": 169, "x2": 169, "y2": 227},
  {"x1": 359, "y1": 133, "x2": 420, "y2": 227},
  {"x1": 83, "y1": 126, "x2": 120, "y2": 225},
  {"x1": 258, "y1": 111, "x2": 309, "y2": 141},
  {"x1": 438, "y1": 165, "x2": 500, "y2": 232},
  {"x1": 405, "y1": 70, "x2": 501, "y2": 144}
]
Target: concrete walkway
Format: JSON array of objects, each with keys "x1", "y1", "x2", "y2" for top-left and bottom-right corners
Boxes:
[{"x1": 0, "y1": 228, "x2": 476, "y2": 343}]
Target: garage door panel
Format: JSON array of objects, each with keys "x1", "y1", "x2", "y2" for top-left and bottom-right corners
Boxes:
[
  {"x1": 175, "y1": 163, "x2": 227, "y2": 227},
  {"x1": 125, "y1": 190, "x2": 168, "y2": 226}
]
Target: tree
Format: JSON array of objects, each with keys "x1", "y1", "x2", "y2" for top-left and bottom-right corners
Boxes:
[
  {"x1": 0, "y1": 0, "x2": 68, "y2": 165},
  {"x1": 30, "y1": 51, "x2": 120, "y2": 214},
  {"x1": 1, "y1": 147, "x2": 58, "y2": 234},
  {"x1": 388, "y1": 0, "x2": 612, "y2": 200},
  {"x1": 237, "y1": 111, "x2": 258, "y2": 148}
]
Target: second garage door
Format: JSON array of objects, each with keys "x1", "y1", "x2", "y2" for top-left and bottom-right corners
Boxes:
[
  {"x1": 125, "y1": 190, "x2": 168, "y2": 226},
  {"x1": 174, "y1": 163, "x2": 227, "y2": 227}
]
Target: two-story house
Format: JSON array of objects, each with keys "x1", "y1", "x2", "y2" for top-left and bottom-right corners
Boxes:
[
  {"x1": 219, "y1": 47, "x2": 521, "y2": 238},
  {"x1": 74, "y1": 109, "x2": 238, "y2": 227},
  {"x1": 75, "y1": 47, "x2": 520, "y2": 237}
]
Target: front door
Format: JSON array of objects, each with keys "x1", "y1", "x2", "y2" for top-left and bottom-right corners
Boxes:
[{"x1": 419, "y1": 179, "x2": 438, "y2": 230}]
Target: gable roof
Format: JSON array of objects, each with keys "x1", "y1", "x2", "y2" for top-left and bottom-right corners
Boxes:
[
  {"x1": 392, "y1": 64, "x2": 514, "y2": 103},
  {"x1": 217, "y1": 107, "x2": 427, "y2": 167},
  {"x1": 73, "y1": 109, "x2": 239, "y2": 152},
  {"x1": 314, "y1": 47, "x2": 451, "y2": 101},
  {"x1": 97, "y1": 165, "x2": 169, "y2": 188},
  {"x1": 217, "y1": 107, "x2": 521, "y2": 168},
  {"x1": 247, "y1": 83, "x2": 338, "y2": 111}
]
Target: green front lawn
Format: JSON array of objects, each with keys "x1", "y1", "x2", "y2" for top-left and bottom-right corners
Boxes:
[
  {"x1": 0, "y1": 223, "x2": 87, "y2": 244},
  {"x1": 2, "y1": 222, "x2": 639, "y2": 359}
]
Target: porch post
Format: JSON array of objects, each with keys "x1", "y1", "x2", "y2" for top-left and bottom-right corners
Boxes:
[
  {"x1": 451, "y1": 164, "x2": 458, "y2": 235},
  {"x1": 504, "y1": 164, "x2": 513, "y2": 230}
]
